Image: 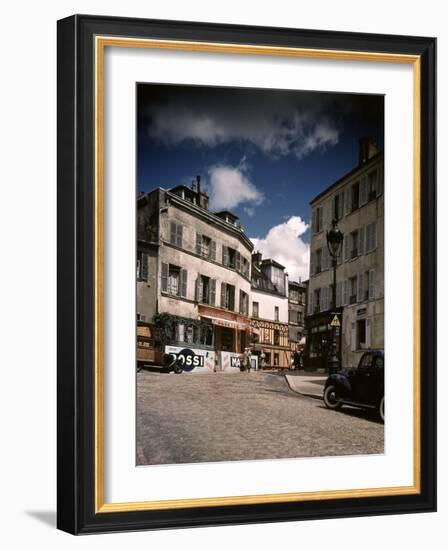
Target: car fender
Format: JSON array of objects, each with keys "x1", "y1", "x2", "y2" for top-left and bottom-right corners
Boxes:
[{"x1": 325, "y1": 373, "x2": 352, "y2": 398}]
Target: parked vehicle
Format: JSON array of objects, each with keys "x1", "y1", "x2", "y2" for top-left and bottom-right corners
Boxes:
[
  {"x1": 323, "y1": 350, "x2": 384, "y2": 421},
  {"x1": 136, "y1": 321, "x2": 164, "y2": 370}
]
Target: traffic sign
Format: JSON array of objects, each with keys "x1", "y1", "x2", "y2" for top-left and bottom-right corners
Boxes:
[{"x1": 330, "y1": 314, "x2": 341, "y2": 327}]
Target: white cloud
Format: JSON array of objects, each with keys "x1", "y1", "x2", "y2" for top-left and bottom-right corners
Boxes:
[
  {"x1": 251, "y1": 216, "x2": 310, "y2": 282},
  {"x1": 147, "y1": 100, "x2": 339, "y2": 159},
  {"x1": 206, "y1": 164, "x2": 264, "y2": 212}
]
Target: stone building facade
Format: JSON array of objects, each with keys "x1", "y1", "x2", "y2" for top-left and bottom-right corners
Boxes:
[
  {"x1": 250, "y1": 254, "x2": 290, "y2": 369},
  {"x1": 137, "y1": 182, "x2": 253, "y2": 371},
  {"x1": 288, "y1": 280, "x2": 307, "y2": 353},
  {"x1": 305, "y1": 139, "x2": 384, "y2": 370}
]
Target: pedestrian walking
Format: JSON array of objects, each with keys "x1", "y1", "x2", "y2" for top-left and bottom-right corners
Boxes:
[{"x1": 260, "y1": 350, "x2": 266, "y2": 370}]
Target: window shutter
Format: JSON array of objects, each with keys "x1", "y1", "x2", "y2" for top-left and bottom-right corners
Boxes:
[
  {"x1": 345, "y1": 188, "x2": 351, "y2": 215},
  {"x1": 320, "y1": 288, "x2": 326, "y2": 312},
  {"x1": 176, "y1": 224, "x2": 183, "y2": 248},
  {"x1": 170, "y1": 222, "x2": 177, "y2": 245},
  {"x1": 344, "y1": 235, "x2": 350, "y2": 262},
  {"x1": 310, "y1": 251, "x2": 314, "y2": 275},
  {"x1": 366, "y1": 319, "x2": 372, "y2": 348},
  {"x1": 311, "y1": 209, "x2": 315, "y2": 233},
  {"x1": 336, "y1": 281, "x2": 342, "y2": 307},
  {"x1": 309, "y1": 291, "x2": 314, "y2": 315},
  {"x1": 343, "y1": 280, "x2": 348, "y2": 306},
  {"x1": 222, "y1": 245, "x2": 229, "y2": 266},
  {"x1": 369, "y1": 269, "x2": 375, "y2": 299},
  {"x1": 360, "y1": 176, "x2": 368, "y2": 206},
  {"x1": 210, "y1": 240, "x2": 216, "y2": 261},
  {"x1": 235, "y1": 251, "x2": 241, "y2": 272},
  {"x1": 180, "y1": 269, "x2": 188, "y2": 298},
  {"x1": 351, "y1": 322, "x2": 357, "y2": 351},
  {"x1": 196, "y1": 233, "x2": 202, "y2": 255},
  {"x1": 194, "y1": 277, "x2": 199, "y2": 302},
  {"x1": 365, "y1": 223, "x2": 371, "y2": 252},
  {"x1": 141, "y1": 252, "x2": 148, "y2": 281},
  {"x1": 220, "y1": 282, "x2": 226, "y2": 308},
  {"x1": 161, "y1": 262, "x2": 168, "y2": 292},
  {"x1": 357, "y1": 273, "x2": 364, "y2": 302},
  {"x1": 318, "y1": 207, "x2": 323, "y2": 231},
  {"x1": 359, "y1": 226, "x2": 365, "y2": 255},
  {"x1": 339, "y1": 192, "x2": 344, "y2": 220},
  {"x1": 371, "y1": 222, "x2": 377, "y2": 249},
  {"x1": 210, "y1": 279, "x2": 216, "y2": 306}
]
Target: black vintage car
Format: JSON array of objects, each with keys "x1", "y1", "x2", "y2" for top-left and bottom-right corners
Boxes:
[{"x1": 323, "y1": 350, "x2": 384, "y2": 421}]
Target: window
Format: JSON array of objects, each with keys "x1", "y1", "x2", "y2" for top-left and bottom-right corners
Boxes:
[
  {"x1": 271, "y1": 266, "x2": 285, "y2": 294},
  {"x1": 289, "y1": 289, "x2": 299, "y2": 303},
  {"x1": 273, "y1": 330, "x2": 280, "y2": 346},
  {"x1": 298, "y1": 311, "x2": 303, "y2": 323},
  {"x1": 349, "y1": 276, "x2": 357, "y2": 304},
  {"x1": 137, "y1": 251, "x2": 148, "y2": 281},
  {"x1": 313, "y1": 289, "x2": 321, "y2": 314},
  {"x1": 351, "y1": 181, "x2": 360, "y2": 211},
  {"x1": 273, "y1": 353, "x2": 279, "y2": 366},
  {"x1": 368, "y1": 170, "x2": 378, "y2": 201},
  {"x1": 170, "y1": 221, "x2": 183, "y2": 248},
  {"x1": 196, "y1": 275, "x2": 216, "y2": 305},
  {"x1": 161, "y1": 263, "x2": 187, "y2": 298},
  {"x1": 359, "y1": 350, "x2": 374, "y2": 368},
  {"x1": 222, "y1": 245, "x2": 236, "y2": 269},
  {"x1": 365, "y1": 222, "x2": 377, "y2": 252},
  {"x1": 196, "y1": 233, "x2": 216, "y2": 261},
  {"x1": 136, "y1": 312, "x2": 146, "y2": 321},
  {"x1": 332, "y1": 191, "x2": 344, "y2": 221},
  {"x1": 241, "y1": 256, "x2": 250, "y2": 277},
  {"x1": 274, "y1": 306, "x2": 279, "y2": 321},
  {"x1": 239, "y1": 290, "x2": 249, "y2": 316},
  {"x1": 351, "y1": 319, "x2": 372, "y2": 351},
  {"x1": 315, "y1": 248, "x2": 322, "y2": 273},
  {"x1": 313, "y1": 206, "x2": 324, "y2": 233},
  {"x1": 252, "y1": 301, "x2": 259, "y2": 318},
  {"x1": 221, "y1": 283, "x2": 235, "y2": 311},
  {"x1": 350, "y1": 230, "x2": 359, "y2": 259}
]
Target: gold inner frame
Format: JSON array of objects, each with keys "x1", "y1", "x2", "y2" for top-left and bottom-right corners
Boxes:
[{"x1": 94, "y1": 36, "x2": 421, "y2": 514}]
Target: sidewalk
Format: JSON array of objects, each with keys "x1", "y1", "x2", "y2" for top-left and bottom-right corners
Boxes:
[{"x1": 285, "y1": 372, "x2": 327, "y2": 399}]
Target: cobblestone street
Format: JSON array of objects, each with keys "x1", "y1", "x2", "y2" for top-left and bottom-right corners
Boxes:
[{"x1": 136, "y1": 371, "x2": 384, "y2": 465}]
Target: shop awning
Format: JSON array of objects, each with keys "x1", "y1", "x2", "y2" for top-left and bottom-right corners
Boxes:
[{"x1": 201, "y1": 315, "x2": 249, "y2": 331}]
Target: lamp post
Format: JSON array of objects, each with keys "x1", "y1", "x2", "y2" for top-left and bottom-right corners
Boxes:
[{"x1": 326, "y1": 218, "x2": 344, "y2": 375}]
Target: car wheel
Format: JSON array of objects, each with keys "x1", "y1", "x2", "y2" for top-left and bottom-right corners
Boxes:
[
  {"x1": 379, "y1": 397, "x2": 385, "y2": 422},
  {"x1": 323, "y1": 385, "x2": 342, "y2": 410},
  {"x1": 173, "y1": 363, "x2": 183, "y2": 374}
]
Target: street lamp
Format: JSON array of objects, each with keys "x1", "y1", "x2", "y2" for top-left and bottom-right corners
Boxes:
[{"x1": 326, "y1": 218, "x2": 344, "y2": 374}]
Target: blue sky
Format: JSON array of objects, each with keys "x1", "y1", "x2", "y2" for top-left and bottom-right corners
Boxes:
[{"x1": 137, "y1": 84, "x2": 383, "y2": 280}]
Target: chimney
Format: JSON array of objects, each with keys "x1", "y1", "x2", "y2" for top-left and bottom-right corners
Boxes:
[
  {"x1": 359, "y1": 138, "x2": 379, "y2": 165},
  {"x1": 196, "y1": 174, "x2": 209, "y2": 210},
  {"x1": 252, "y1": 251, "x2": 262, "y2": 265}
]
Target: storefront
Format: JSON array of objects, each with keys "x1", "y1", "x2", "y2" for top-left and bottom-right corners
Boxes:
[
  {"x1": 249, "y1": 319, "x2": 290, "y2": 369},
  {"x1": 198, "y1": 304, "x2": 250, "y2": 371},
  {"x1": 304, "y1": 308, "x2": 343, "y2": 371}
]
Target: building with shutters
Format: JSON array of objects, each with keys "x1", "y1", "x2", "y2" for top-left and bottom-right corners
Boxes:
[
  {"x1": 305, "y1": 138, "x2": 384, "y2": 370},
  {"x1": 288, "y1": 280, "x2": 307, "y2": 353},
  {"x1": 249, "y1": 253, "x2": 290, "y2": 369},
  {"x1": 137, "y1": 180, "x2": 254, "y2": 371}
]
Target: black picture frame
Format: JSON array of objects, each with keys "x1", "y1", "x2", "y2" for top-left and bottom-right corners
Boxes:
[{"x1": 57, "y1": 14, "x2": 436, "y2": 534}]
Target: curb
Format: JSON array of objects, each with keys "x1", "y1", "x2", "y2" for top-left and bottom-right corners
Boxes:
[{"x1": 284, "y1": 375, "x2": 324, "y2": 401}]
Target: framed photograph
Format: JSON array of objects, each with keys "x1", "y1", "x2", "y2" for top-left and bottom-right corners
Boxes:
[{"x1": 57, "y1": 15, "x2": 436, "y2": 534}]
